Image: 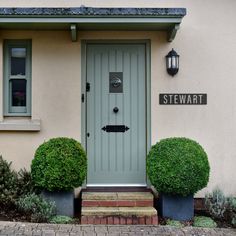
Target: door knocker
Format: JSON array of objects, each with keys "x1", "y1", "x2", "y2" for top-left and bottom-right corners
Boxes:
[{"x1": 111, "y1": 76, "x2": 122, "y2": 88}]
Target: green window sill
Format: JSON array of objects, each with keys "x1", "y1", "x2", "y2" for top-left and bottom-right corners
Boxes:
[{"x1": 0, "y1": 119, "x2": 40, "y2": 131}]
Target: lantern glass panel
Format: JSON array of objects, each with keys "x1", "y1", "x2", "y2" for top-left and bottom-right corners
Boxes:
[
  {"x1": 171, "y1": 56, "x2": 177, "y2": 68},
  {"x1": 176, "y1": 57, "x2": 179, "y2": 68},
  {"x1": 167, "y1": 57, "x2": 172, "y2": 69}
]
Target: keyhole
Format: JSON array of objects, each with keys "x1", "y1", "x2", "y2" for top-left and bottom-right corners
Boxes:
[{"x1": 113, "y1": 107, "x2": 119, "y2": 113}]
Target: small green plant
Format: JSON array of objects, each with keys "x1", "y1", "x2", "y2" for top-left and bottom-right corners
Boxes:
[
  {"x1": 205, "y1": 189, "x2": 236, "y2": 227},
  {"x1": 193, "y1": 216, "x2": 217, "y2": 228},
  {"x1": 50, "y1": 215, "x2": 73, "y2": 224},
  {"x1": 228, "y1": 197, "x2": 236, "y2": 227},
  {"x1": 205, "y1": 188, "x2": 229, "y2": 220},
  {"x1": 16, "y1": 168, "x2": 36, "y2": 196},
  {"x1": 232, "y1": 217, "x2": 236, "y2": 228},
  {"x1": 147, "y1": 137, "x2": 210, "y2": 196},
  {"x1": 166, "y1": 219, "x2": 184, "y2": 227},
  {"x1": 0, "y1": 156, "x2": 18, "y2": 207},
  {"x1": 0, "y1": 156, "x2": 38, "y2": 209},
  {"x1": 17, "y1": 193, "x2": 56, "y2": 223},
  {"x1": 31, "y1": 137, "x2": 87, "y2": 191}
]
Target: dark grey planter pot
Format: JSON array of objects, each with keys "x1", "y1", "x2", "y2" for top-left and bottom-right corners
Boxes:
[
  {"x1": 159, "y1": 193, "x2": 194, "y2": 221},
  {"x1": 42, "y1": 190, "x2": 74, "y2": 217}
]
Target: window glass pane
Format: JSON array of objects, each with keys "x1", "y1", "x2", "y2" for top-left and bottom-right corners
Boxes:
[
  {"x1": 11, "y1": 79, "x2": 26, "y2": 106},
  {"x1": 11, "y1": 48, "x2": 26, "y2": 76}
]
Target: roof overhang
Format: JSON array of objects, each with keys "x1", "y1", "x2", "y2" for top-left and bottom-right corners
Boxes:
[{"x1": 0, "y1": 7, "x2": 186, "y2": 42}]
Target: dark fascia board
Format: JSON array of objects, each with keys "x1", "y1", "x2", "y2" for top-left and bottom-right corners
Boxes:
[
  {"x1": 0, "y1": 7, "x2": 186, "y2": 17},
  {"x1": 0, "y1": 7, "x2": 186, "y2": 42}
]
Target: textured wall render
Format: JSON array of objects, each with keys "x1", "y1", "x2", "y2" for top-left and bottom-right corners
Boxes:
[{"x1": 0, "y1": 0, "x2": 235, "y2": 196}]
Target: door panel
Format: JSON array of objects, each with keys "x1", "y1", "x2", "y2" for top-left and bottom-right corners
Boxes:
[{"x1": 86, "y1": 44, "x2": 146, "y2": 186}]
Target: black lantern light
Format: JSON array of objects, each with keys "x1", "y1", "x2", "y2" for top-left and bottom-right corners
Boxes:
[{"x1": 166, "y1": 48, "x2": 179, "y2": 76}]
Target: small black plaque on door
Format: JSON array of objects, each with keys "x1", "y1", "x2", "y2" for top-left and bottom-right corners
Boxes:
[
  {"x1": 102, "y1": 125, "x2": 129, "y2": 132},
  {"x1": 109, "y1": 72, "x2": 123, "y2": 93}
]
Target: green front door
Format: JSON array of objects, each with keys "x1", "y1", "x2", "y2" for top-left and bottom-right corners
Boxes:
[{"x1": 86, "y1": 43, "x2": 146, "y2": 186}]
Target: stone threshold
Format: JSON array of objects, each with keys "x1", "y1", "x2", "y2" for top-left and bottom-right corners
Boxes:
[
  {"x1": 82, "y1": 192, "x2": 153, "y2": 200},
  {"x1": 82, "y1": 207, "x2": 157, "y2": 217}
]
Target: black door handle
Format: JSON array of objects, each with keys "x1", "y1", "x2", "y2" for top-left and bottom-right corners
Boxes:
[{"x1": 113, "y1": 107, "x2": 119, "y2": 113}]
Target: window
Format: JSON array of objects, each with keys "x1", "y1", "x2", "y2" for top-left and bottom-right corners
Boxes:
[{"x1": 4, "y1": 40, "x2": 31, "y2": 116}]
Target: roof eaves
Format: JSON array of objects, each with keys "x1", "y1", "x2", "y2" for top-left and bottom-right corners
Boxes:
[{"x1": 0, "y1": 7, "x2": 186, "y2": 17}]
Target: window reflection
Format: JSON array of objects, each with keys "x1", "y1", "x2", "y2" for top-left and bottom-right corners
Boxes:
[
  {"x1": 11, "y1": 79, "x2": 26, "y2": 106},
  {"x1": 11, "y1": 48, "x2": 26, "y2": 76}
]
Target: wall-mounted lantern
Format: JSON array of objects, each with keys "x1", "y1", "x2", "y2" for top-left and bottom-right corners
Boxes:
[{"x1": 166, "y1": 49, "x2": 179, "y2": 76}]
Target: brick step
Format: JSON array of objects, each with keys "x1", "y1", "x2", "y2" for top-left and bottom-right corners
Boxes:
[
  {"x1": 82, "y1": 192, "x2": 153, "y2": 207},
  {"x1": 81, "y1": 207, "x2": 158, "y2": 225},
  {"x1": 82, "y1": 199, "x2": 153, "y2": 207}
]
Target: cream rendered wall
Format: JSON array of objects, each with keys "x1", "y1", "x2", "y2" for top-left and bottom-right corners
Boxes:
[
  {"x1": 0, "y1": 31, "x2": 82, "y2": 170},
  {"x1": 0, "y1": 0, "x2": 236, "y2": 196}
]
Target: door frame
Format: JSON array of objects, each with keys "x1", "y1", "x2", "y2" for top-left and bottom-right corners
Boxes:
[{"x1": 81, "y1": 40, "x2": 151, "y2": 186}]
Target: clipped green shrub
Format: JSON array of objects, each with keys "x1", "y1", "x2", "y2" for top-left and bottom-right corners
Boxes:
[
  {"x1": 147, "y1": 137, "x2": 210, "y2": 196},
  {"x1": 166, "y1": 219, "x2": 184, "y2": 227},
  {"x1": 0, "y1": 156, "x2": 18, "y2": 207},
  {"x1": 193, "y1": 216, "x2": 217, "y2": 228},
  {"x1": 31, "y1": 137, "x2": 87, "y2": 191},
  {"x1": 50, "y1": 215, "x2": 74, "y2": 224},
  {"x1": 17, "y1": 193, "x2": 56, "y2": 223}
]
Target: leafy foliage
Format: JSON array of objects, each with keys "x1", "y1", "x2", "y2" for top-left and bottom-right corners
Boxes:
[
  {"x1": 228, "y1": 197, "x2": 236, "y2": 227},
  {"x1": 166, "y1": 219, "x2": 184, "y2": 227},
  {"x1": 31, "y1": 137, "x2": 87, "y2": 191},
  {"x1": 205, "y1": 188, "x2": 229, "y2": 220},
  {"x1": 49, "y1": 215, "x2": 74, "y2": 224},
  {"x1": 0, "y1": 156, "x2": 18, "y2": 207},
  {"x1": 205, "y1": 188, "x2": 236, "y2": 227},
  {"x1": 0, "y1": 156, "x2": 36, "y2": 209},
  {"x1": 16, "y1": 168, "x2": 37, "y2": 196},
  {"x1": 147, "y1": 137, "x2": 210, "y2": 196},
  {"x1": 17, "y1": 193, "x2": 56, "y2": 223},
  {"x1": 193, "y1": 216, "x2": 217, "y2": 228},
  {"x1": 232, "y1": 217, "x2": 236, "y2": 228}
]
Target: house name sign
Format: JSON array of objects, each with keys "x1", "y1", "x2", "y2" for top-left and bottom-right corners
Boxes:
[{"x1": 159, "y1": 93, "x2": 207, "y2": 105}]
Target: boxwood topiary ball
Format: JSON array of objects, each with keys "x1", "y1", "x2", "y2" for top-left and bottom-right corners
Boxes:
[
  {"x1": 31, "y1": 137, "x2": 87, "y2": 192},
  {"x1": 147, "y1": 137, "x2": 210, "y2": 196}
]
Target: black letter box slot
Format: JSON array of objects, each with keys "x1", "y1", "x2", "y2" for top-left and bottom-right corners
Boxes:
[{"x1": 102, "y1": 125, "x2": 129, "y2": 133}]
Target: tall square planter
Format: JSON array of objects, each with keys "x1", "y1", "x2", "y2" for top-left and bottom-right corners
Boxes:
[
  {"x1": 159, "y1": 193, "x2": 194, "y2": 221},
  {"x1": 42, "y1": 190, "x2": 74, "y2": 217}
]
